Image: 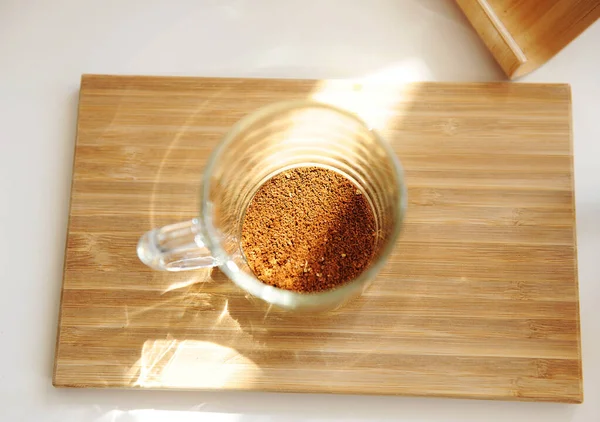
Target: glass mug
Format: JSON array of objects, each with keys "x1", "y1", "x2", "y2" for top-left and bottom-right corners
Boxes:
[{"x1": 138, "y1": 101, "x2": 406, "y2": 311}]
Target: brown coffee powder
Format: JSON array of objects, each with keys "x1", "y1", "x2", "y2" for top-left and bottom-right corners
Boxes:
[{"x1": 241, "y1": 166, "x2": 377, "y2": 293}]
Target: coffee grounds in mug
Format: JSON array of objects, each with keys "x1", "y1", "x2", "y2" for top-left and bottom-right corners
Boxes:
[{"x1": 241, "y1": 166, "x2": 376, "y2": 293}]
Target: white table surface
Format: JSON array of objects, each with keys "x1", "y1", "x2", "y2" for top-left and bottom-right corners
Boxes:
[{"x1": 1, "y1": 1, "x2": 598, "y2": 420}]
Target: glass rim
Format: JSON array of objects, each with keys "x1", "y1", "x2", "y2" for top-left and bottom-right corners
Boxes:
[{"x1": 200, "y1": 100, "x2": 406, "y2": 310}]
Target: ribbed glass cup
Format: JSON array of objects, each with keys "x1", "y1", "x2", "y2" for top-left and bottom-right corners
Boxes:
[{"x1": 138, "y1": 101, "x2": 406, "y2": 312}]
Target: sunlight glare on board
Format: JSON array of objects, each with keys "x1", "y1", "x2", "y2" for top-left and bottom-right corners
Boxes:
[
  {"x1": 131, "y1": 339, "x2": 260, "y2": 389},
  {"x1": 163, "y1": 266, "x2": 213, "y2": 293},
  {"x1": 311, "y1": 58, "x2": 431, "y2": 130}
]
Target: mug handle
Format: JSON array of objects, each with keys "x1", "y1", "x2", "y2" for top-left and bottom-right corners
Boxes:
[{"x1": 137, "y1": 218, "x2": 220, "y2": 271}]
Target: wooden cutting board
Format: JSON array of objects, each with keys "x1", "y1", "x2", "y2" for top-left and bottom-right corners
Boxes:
[{"x1": 54, "y1": 75, "x2": 582, "y2": 403}]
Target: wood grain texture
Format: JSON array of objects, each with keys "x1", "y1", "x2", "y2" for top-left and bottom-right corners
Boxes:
[
  {"x1": 54, "y1": 75, "x2": 582, "y2": 403},
  {"x1": 456, "y1": 0, "x2": 600, "y2": 79}
]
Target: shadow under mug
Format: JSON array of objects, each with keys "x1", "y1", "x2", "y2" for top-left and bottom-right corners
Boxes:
[{"x1": 138, "y1": 101, "x2": 406, "y2": 311}]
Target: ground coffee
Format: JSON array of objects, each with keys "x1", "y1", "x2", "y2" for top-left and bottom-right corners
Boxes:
[{"x1": 241, "y1": 166, "x2": 376, "y2": 293}]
